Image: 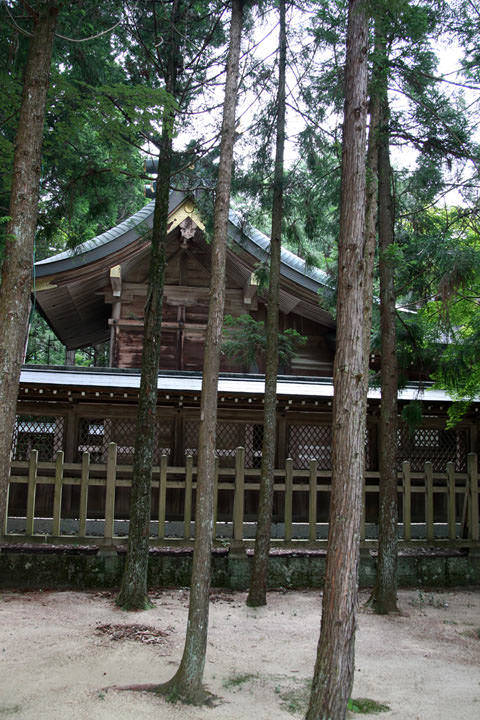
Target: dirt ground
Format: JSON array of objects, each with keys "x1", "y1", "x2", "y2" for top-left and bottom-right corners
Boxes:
[{"x1": 0, "y1": 587, "x2": 479, "y2": 719}]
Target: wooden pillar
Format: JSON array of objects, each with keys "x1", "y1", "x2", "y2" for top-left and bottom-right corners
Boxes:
[
  {"x1": 468, "y1": 453, "x2": 479, "y2": 542},
  {"x1": 52, "y1": 450, "x2": 64, "y2": 537},
  {"x1": 104, "y1": 442, "x2": 117, "y2": 542},
  {"x1": 447, "y1": 462, "x2": 456, "y2": 540},
  {"x1": 79, "y1": 452, "x2": 90, "y2": 539},
  {"x1": 469, "y1": 422, "x2": 478, "y2": 456},
  {"x1": 285, "y1": 457, "x2": 293, "y2": 542},
  {"x1": 63, "y1": 409, "x2": 76, "y2": 516},
  {"x1": 63, "y1": 409, "x2": 76, "y2": 462},
  {"x1": 233, "y1": 446, "x2": 245, "y2": 543},
  {"x1": 425, "y1": 461, "x2": 434, "y2": 542},
  {"x1": 402, "y1": 460, "x2": 411, "y2": 541},
  {"x1": 109, "y1": 300, "x2": 121, "y2": 368},
  {"x1": 158, "y1": 453, "x2": 168, "y2": 540},
  {"x1": 174, "y1": 410, "x2": 184, "y2": 466},
  {"x1": 184, "y1": 454, "x2": 193, "y2": 540},
  {"x1": 308, "y1": 459, "x2": 318, "y2": 543},
  {"x1": 26, "y1": 450, "x2": 38, "y2": 537}
]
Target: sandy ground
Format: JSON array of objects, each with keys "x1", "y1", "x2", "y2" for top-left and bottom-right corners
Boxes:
[{"x1": 0, "y1": 587, "x2": 479, "y2": 720}]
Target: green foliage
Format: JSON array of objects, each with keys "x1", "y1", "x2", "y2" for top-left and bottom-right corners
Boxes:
[
  {"x1": 392, "y1": 207, "x2": 480, "y2": 424},
  {"x1": 222, "y1": 315, "x2": 306, "y2": 371},
  {"x1": 274, "y1": 679, "x2": 311, "y2": 715},
  {"x1": 380, "y1": 242, "x2": 404, "y2": 267},
  {"x1": 25, "y1": 313, "x2": 65, "y2": 366},
  {"x1": 347, "y1": 697, "x2": 391, "y2": 714},
  {"x1": 408, "y1": 589, "x2": 449, "y2": 610},
  {"x1": 223, "y1": 672, "x2": 257, "y2": 689},
  {"x1": 0, "y1": 1, "x2": 150, "y2": 256},
  {"x1": 401, "y1": 400, "x2": 423, "y2": 433},
  {"x1": 25, "y1": 310, "x2": 108, "y2": 367}
]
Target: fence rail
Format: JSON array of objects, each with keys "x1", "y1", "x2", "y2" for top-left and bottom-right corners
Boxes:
[{"x1": 4, "y1": 444, "x2": 480, "y2": 548}]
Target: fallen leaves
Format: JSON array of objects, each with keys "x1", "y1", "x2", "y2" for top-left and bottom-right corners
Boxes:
[{"x1": 95, "y1": 623, "x2": 172, "y2": 646}]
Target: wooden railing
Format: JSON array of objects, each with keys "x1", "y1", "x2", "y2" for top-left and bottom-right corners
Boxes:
[{"x1": 4, "y1": 444, "x2": 480, "y2": 547}]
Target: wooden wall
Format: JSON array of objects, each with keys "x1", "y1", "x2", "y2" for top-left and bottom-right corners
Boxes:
[{"x1": 108, "y1": 229, "x2": 335, "y2": 375}]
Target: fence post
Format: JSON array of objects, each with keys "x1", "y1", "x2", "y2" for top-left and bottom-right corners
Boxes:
[
  {"x1": 233, "y1": 447, "x2": 245, "y2": 544},
  {"x1": 360, "y1": 475, "x2": 366, "y2": 542},
  {"x1": 158, "y1": 454, "x2": 167, "y2": 540},
  {"x1": 213, "y1": 457, "x2": 219, "y2": 537},
  {"x1": 402, "y1": 461, "x2": 411, "y2": 541},
  {"x1": 52, "y1": 450, "x2": 64, "y2": 536},
  {"x1": 446, "y1": 462, "x2": 456, "y2": 540},
  {"x1": 79, "y1": 451, "x2": 90, "y2": 538},
  {"x1": 285, "y1": 458, "x2": 293, "y2": 542},
  {"x1": 468, "y1": 453, "x2": 479, "y2": 542},
  {"x1": 3, "y1": 482, "x2": 9, "y2": 536},
  {"x1": 104, "y1": 442, "x2": 117, "y2": 542},
  {"x1": 26, "y1": 449, "x2": 38, "y2": 537},
  {"x1": 425, "y1": 461, "x2": 434, "y2": 542},
  {"x1": 184, "y1": 454, "x2": 193, "y2": 540},
  {"x1": 308, "y1": 459, "x2": 318, "y2": 543}
]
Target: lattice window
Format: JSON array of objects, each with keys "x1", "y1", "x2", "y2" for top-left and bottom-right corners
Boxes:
[
  {"x1": 216, "y1": 422, "x2": 244, "y2": 462},
  {"x1": 77, "y1": 417, "x2": 172, "y2": 464},
  {"x1": 244, "y1": 423, "x2": 263, "y2": 468},
  {"x1": 184, "y1": 419, "x2": 263, "y2": 468},
  {"x1": 397, "y1": 425, "x2": 468, "y2": 472},
  {"x1": 184, "y1": 420, "x2": 199, "y2": 458},
  {"x1": 288, "y1": 424, "x2": 332, "y2": 469},
  {"x1": 12, "y1": 415, "x2": 64, "y2": 461},
  {"x1": 288, "y1": 423, "x2": 375, "y2": 470}
]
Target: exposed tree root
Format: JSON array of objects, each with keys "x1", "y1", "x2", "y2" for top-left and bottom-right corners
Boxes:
[
  {"x1": 246, "y1": 593, "x2": 267, "y2": 608},
  {"x1": 107, "y1": 682, "x2": 219, "y2": 707},
  {"x1": 364, "y1": 588, "x2": 399, "y2": 615},
  {"x1": 115, "y1": 594, "x2": 154, "y2": 612}
]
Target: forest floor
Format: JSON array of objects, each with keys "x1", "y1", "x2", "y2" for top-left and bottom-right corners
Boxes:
[{"x1": 0, "y1": 587, "x2": 479, "y2": 719}]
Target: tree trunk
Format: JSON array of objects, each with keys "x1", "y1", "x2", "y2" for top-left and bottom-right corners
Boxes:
[
  {"x1": 306, "y1": 1, "x2": 370, "y2": 718},
  {"x1": 246, "y1": 0, "x2": 286, "y2": 608},
  {"x1": 362, "y1": 60, "x2": 381, "y2": 363},
  {"x1": 373, "y1": 91, "x2": 399, "y2": 614},
  {"x1": 0, "y1": 1, "x2": 58, "y2": 536},
  {"x1": 158, "y1": 0, "x2": 243, "y2": 703},
  {"x1": 116, "y1": 0, "x2": 180, "y2": 611}
]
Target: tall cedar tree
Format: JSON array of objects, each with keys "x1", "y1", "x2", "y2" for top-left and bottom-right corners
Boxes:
[
  {"x1": 0, "y1": 0, "x2": 58, "y2": 535},
  {"x1": 363, "y1": 32, "x2": 380, "y2": 366},
  {"x1": 373, "y1": 82, "x2": 399, "y2": 614},
  {"x1": 305, "y1": 1, "x2": 370, "y2": 718},
  {"x1": 246, "y1": 0, "x2": 286, "y2": 608},
  {"x1": 116, "y1": 0, "x2": 181, "y2": 610},
  {"x1": 157, "y1": 0, "x2": 243, "y2": 702}
]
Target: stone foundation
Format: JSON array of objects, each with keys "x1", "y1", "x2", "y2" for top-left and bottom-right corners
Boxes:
[{"x1": 1, "y1": 545, "x2": 479, "y2": 591}]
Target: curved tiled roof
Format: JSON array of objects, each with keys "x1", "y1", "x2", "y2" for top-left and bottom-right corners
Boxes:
[
  {"x1": 228, "y1": 209, "x2": 330, "y2": 293},
  {"x1": 35, "y1": 193, "x2": 331, "y2": 293},
  {"x1": 35, "y1": 193, "x2": 186, "y2": 278},
  {"x1": 36, "y1": 200, "x2": 154, "y2": 269}
]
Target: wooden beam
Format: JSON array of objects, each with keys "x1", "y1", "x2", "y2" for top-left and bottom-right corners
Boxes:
[
  {"x1": 110, "y1": 264, "x2": 122, "y2": 297},
  {"x1": 108, "y1": 318, "x2": 207, "y2": 332},
  {"x1": 243, "y1": 272, "x2": 258, "y2": 305}
]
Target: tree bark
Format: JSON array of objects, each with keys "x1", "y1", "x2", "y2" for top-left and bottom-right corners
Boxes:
[
  {"x1": 158, "y1": 0, "x2": 243, "y2": 703},
  {"x1": 0, "y1": 1, "x2": 58, "y2": 536},
  {"x1": 373, "y1": 90, "x2": 399, "y2": 614},
  {"x1": 362, "y1": 74, "x2": 380, "y2": 363},
  {"x1": 116, "y1": 0, "x2": 180, "y2": 611},
  {"x1": 246, "y1": 0, "x2": 286, "y2": 608},
  {"x1": 306, "y1": 1, "x2": 370, "y2": 718}
]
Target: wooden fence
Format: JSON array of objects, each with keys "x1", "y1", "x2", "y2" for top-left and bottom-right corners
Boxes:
[{"x1": 4, "y1": 444, "x2": 480, "y2": 547}]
